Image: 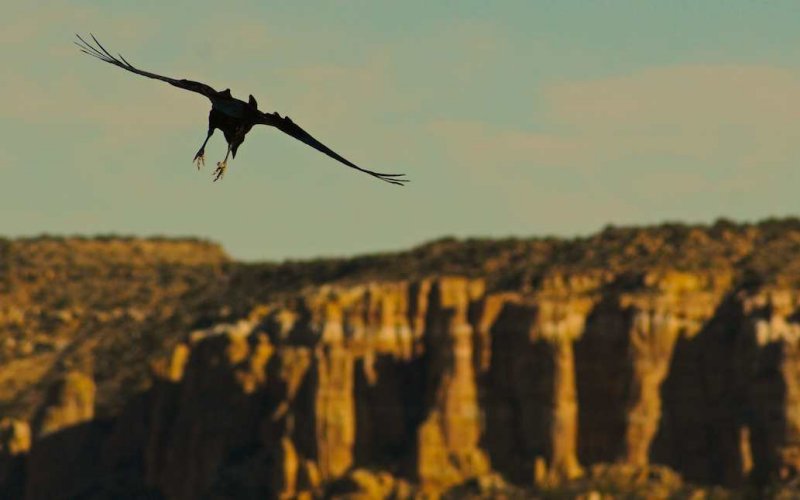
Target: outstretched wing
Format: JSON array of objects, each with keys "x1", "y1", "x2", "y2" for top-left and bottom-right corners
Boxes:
[
  {"x1": 259, "y1": 112, "x2": 408, "y2": 186},
  {"x1": 75, "y1": 34, "x2": 218, "y2": 99}
]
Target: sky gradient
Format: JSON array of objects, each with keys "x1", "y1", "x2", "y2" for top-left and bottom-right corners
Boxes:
[{"x1": 2, "y1": 1, "x2": 800, "y2": 260}]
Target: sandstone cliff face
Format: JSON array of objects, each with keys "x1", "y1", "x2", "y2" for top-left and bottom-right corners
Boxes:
[
  {"x1": 32, "y1": 371, "x2": 96, "y2": 438},
  {"x1": 6, "y1": 268, "x2": 800, "y2": 498}
]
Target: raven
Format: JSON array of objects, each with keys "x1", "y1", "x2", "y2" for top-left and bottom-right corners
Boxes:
[{"x1": 75, "y1": 34, "x2": 408, "y2": 185}]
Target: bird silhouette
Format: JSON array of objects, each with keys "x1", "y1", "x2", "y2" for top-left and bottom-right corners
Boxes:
[{"x1": 75, "y1": 34, "x2": 408, "y2": 185}]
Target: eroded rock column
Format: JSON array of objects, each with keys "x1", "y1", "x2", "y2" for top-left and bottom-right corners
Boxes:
[{"x1": 416, "y1": 278, "x2": 489, "y2": 491}]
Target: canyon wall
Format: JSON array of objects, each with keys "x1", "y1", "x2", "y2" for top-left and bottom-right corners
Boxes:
[{"x1": 5, "y1": 272, "x2": 800, "y2": 498}]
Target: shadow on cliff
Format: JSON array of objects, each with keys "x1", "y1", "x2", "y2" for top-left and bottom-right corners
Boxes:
[
  {"x1": 574, "y1": 293, "x2": 633, "y2": 466},
  {"x1": 13, "y1": 336, "x2": 288, "y2": 500},
  {"x1": 354, "y1": 354, "x2": 426, "y2": 474},
  {"x1": 480, "y1": 300, "x2": 557, "y2": 483},
  {"x1": 20, "y1": 414, "x2": 164, "y2": 500},
  {"x1": 651, "y1": 294, "x2": 762, "y2": 487}
]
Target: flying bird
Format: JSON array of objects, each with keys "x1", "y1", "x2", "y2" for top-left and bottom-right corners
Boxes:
[{"x1": 74, "y1": 34, "x2": 408, "y2": 185}]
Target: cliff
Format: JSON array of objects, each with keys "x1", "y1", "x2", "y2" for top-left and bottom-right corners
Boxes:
[{"x1": 5, "y1": 220, "x2": 800, "y2": 498}]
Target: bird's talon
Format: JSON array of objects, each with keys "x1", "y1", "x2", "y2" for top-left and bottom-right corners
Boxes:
[
  {"x1": 193, "y1": 151, "x2": 205, "y2": 170},
  {"x1": 213, "y1": 161, "x2": 227, "y2": 182}
]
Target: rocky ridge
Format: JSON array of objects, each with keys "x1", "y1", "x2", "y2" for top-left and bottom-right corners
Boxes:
[
  {"x1": 4, "y1": 273, "x2": 800, "y2": 498},
  {"x1": 5, "y1": 220, "x2": 800, "y2": 497}
]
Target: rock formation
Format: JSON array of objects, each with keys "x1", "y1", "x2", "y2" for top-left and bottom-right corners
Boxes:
[
  {"x1": 1, "y1": 272, "x2": 797, "y2": 498},
  {"x1": 5, "y1": 221, "x2": 800, "y2": 497}
]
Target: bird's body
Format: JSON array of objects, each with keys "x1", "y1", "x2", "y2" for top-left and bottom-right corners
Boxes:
[
  {"x1": 74, "y1": 34, "x2": 407, "y2": 185},
  {"x1": 209, "y1": 96, "x2": 256, "y2": 159}
]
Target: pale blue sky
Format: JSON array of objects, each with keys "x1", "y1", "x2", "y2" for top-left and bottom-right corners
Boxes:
[{"x1": 2, "y1": 1, "x2": 800, "y2": 260}]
